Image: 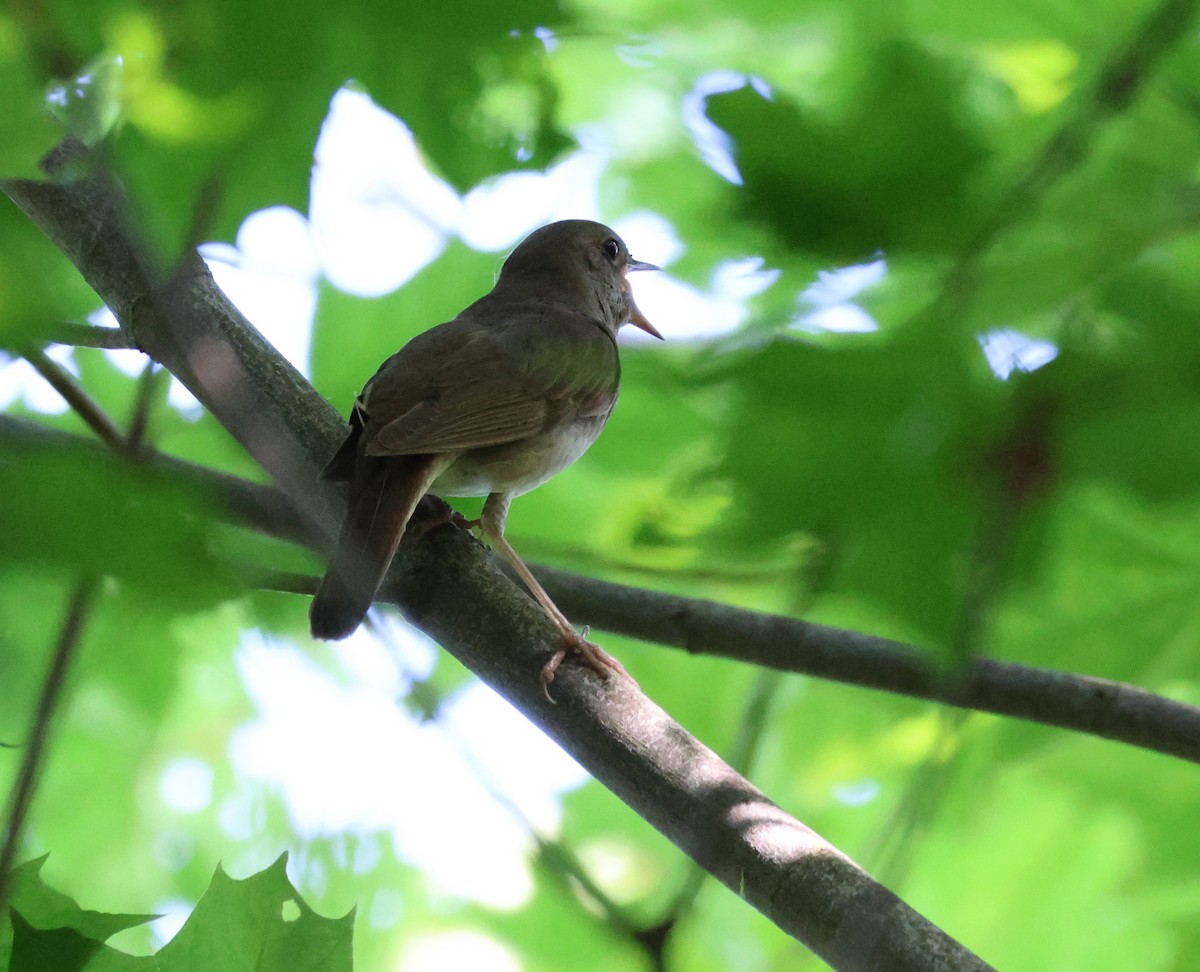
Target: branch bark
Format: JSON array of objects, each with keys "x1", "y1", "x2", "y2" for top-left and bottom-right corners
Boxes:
[
  {"x1": 535, "y1": 566, "x2": 1200, "y2": 765},
  {"x1": 2, "y1": 148, "x2": 993, "y2": 971}
]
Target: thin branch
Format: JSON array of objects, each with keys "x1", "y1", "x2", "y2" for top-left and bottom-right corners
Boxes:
[
  {"x1": 533, "y1": 565, "x2": 1200, "y2": 765},
  {"x1": 22, "y1": 346, "x2": 126, "y2": 451},
  {"x1": 0, "y1": 414, "x2": 324, "y2": 552},
  {"x1": 125, "y1": 359, "x2": 164, "y2": 456},
  {"x1": 867, "y1": 712, "x2": 966, "y2": 889},
  {"x1": 50, "y1": 322, "x2": 139, "y2": 350},
  {"x1": 2, "y1": 145, "x2": 992, "y2": 971},
  {"x1": 443, "y1": 730, "x2": 647, "y2": 949},
  {"x1": 0, "y1": 577, "x2": 100, "y2": 916}
]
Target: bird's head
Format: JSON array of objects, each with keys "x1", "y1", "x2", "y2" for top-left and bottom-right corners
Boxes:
[{"x1": 499, "y1": 219, "x2": 662, "y2": 338}]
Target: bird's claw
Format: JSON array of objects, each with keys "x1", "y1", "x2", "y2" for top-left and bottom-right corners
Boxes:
[
  {"x1": 540, "y1": 627, "x2": 635, "y2": 703},
  {"x1": 450, "y1": 511, "x2": 481, "y2": 533}
]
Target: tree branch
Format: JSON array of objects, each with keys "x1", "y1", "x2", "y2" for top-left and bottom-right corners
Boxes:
[
  {"x1": 0, "y1": 414, "x2": 324, "y2": 552},
  {"x1": 3, "y1": 138, "x2": 343, "y2": 539},
  {"x1": 49, "y1": 322, "x2": 138, "y2": 349},
  {"x1": 536, "y1": 565, "x2": 1200, "y2": 765},
  {"x1": 22, "y1": 345, "x2": 127, "y2": 451},
  {"x1": 0, "y1": 578, "x2": 100, "y2": 918},
  {"x1": 125, "y1": 359, "x2": 164, "y2": 455},
  {"x1": 2, "y1": 148, "x2": 992, "y2": 971}
]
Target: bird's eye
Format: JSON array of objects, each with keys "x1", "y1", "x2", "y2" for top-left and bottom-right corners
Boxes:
[{"x1": 602, "y1": 238, "x2": 621, "y2": 261}]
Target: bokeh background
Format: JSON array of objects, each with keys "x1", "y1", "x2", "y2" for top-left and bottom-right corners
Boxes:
[{"x1": 4, "y1": 0, "x2": 1200, "y2": 968}]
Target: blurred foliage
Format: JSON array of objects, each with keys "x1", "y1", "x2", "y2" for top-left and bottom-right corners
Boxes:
[
  {"x1": 4, "y1": 0, "x2": 1200, "y2": 969},
  {"x1": 3, "y1": 855, "x2": 351, "y2": 971}
]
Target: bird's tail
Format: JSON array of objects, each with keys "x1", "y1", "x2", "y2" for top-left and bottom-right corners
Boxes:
[{"x1": 309, "y1": 457, "x2": 432, "y2": 640}]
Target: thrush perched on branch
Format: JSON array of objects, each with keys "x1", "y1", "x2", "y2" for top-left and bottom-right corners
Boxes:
[{"x1": 309, "y1": 219, "x2": 661, "y2": 693}]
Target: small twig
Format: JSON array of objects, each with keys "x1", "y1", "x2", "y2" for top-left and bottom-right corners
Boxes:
[
  {"x1": 867, "y1": 477, "x2": 1024, "y2": 883},
  {"x1": 0, "y1": 577, "x2": 100, "y2": 916},
  {"x1": 126, "y1": 360, "x2": 165, "y2": 457},
  {"x1": 182, "y1": 176, "x2": 225, "y2": 255},
  {"x1": 648, "y1": 558, "x2": 833, "y2": 952},
  {"x1": 51, "y1": 322, "x2": 139, "y2": 350},
  {"x1": 22, "y1": 346, "x2": 126, "y2": 451},
  {"x1": 439, "y1": 718, "x2": 645, "y2": 945},
  {"x1": 729, "y1": 668, "x2": 787, "y2": 778},
  {"x1": 534, "y1": 835, "x2": 645, "y2": 941},
  {"x1": 867, "y1": 712, "x2": 966, "y2": 888},
  {"x1": 0, "y1": 415, "x2": 324, "y2": 551},
  {"x1": 949, "y1": 499, "x2": 1020, "y2": 666}
]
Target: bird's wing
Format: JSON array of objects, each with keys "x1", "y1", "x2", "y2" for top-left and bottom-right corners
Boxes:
[
  {"x1": 361, "y1": 307, "x2": 617, "y2": 458},
  {"x1": 369, "y1": 383, "x2": 549, "y2": 455}
]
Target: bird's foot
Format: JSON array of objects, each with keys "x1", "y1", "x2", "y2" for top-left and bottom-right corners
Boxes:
[
  {"x1": 450, "y1": 511, "x2": 480, "y2": 531},
  {"x1": 408, "y1": 509, "x2": 485, "y2": 544},
  {"x1": 540, "y1": 625, "x2": 635, "y2": 703}
]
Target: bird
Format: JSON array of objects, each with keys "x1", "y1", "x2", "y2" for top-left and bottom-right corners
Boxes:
[{"x1": 309, "y1": 219, "x2": 661, "y2": 693}]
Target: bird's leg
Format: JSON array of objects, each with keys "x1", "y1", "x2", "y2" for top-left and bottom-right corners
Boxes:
[{"x1": 480, "y1": 492, "x2": 633, "y2": 699}]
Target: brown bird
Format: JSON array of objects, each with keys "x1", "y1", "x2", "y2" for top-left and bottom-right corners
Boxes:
[{"x1": 310, "y1": 219, "x2": 661, "y2": 691}]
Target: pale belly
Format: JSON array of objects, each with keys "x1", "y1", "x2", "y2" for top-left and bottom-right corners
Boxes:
[{"x1": 431, "y1": 416, "x2": 609, "y2": 498}]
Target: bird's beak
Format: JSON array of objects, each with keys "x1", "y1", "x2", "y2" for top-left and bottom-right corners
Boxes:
[
  {"x1": 623, "y1": 257, "x2": 664, "y2": 339},
  {"x1": 628, "y1": 300, "x2": 662, "y2": 339}
]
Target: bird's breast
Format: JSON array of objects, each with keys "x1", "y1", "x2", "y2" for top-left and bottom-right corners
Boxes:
[{"x1": 431, "y1": 413, "x2": 611, "y2": 498}]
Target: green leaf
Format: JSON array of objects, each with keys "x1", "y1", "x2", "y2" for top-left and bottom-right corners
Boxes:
[
  {"x1": 0, "y1": 203, "x2": 100, "y2": 350},
  {"x1": 156, "y1": 855, "x2": 353, "y2": 972},
  {"x1": 6, "y1": 856, "x2": 156, "y2": 944},
  {"x1": 0, "y1": 447, "x2": 238, "y2": 606},
  {"x1": 16, "y1": 0, "x2": 576, "y2": 252},
  {"x1": 3, "y1": 857, "x2": 352, "y2": 972},
  {"x1": 706, "y1": 39, "x2": 994, "y2": 259},
  {"x1": 9, "y1": 912, "x2": 108, "y2": 972},
  {"x1": 716, "y1": 331, "x2": 998, "y2": 646},
  {"x1": 45, "y1": 54, "x2": 124, "y2": 147}
]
